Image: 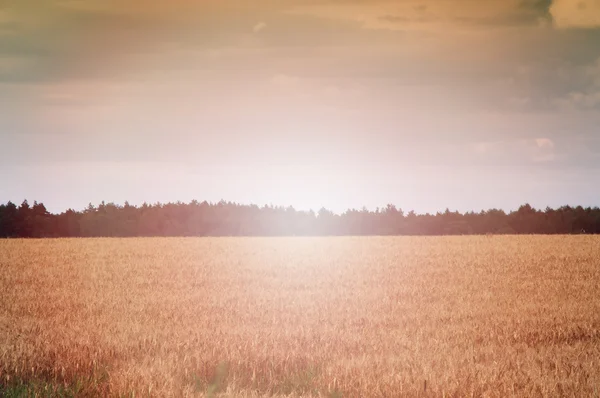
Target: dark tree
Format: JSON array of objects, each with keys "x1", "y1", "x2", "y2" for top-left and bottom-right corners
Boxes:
[{"x1": 2, "y1": 199, "x2": 600, "y2": 238}]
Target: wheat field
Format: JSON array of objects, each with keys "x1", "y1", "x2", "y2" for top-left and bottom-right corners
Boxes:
[{"x1": 1, "y1": 236, "x2": 600, "y2": 397}]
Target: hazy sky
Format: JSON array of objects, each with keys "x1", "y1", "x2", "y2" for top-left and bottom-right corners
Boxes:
[{"x1": 2, "y1": 0, "x2": 600, "y2": 213}]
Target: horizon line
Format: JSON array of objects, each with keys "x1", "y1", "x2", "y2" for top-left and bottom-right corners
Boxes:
[{"x1": 3, "y1": 198, "x2": 597, "y2": 217}]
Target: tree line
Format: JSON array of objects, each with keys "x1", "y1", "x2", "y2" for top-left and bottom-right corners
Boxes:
[{"x1": 0, "y1": 199, "x2": 598, "y2": 238}]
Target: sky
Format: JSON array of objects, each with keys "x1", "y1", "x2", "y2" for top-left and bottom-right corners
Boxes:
[{"x1": 1, "y1": 0, "x2": 600, "y2": 214}]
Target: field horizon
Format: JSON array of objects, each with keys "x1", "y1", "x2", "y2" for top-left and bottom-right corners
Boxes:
[{"x1": 2, "y1": 236, "x2": 600, "y2": 397}]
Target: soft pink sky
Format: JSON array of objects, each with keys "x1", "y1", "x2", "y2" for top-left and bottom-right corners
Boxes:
[{"x1": 2, "y1": 0, "x2": 600, "y2": 213}]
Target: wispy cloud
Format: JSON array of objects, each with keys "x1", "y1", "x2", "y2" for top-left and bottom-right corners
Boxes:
[
  {"x1": 534, "y1": 138, "x2": 555, "y2": 149},
  {"x1": 253, "y1": 21, "x2": 267, "y2": 33},
  {"x1": 286, "y1": 0, "x2": 554, "y2": 31},
  {"x1": 271, "y1": 74, "x2": 301, "y2": 88},
  {"x1": 470, "y1": 138, "x2": 557, "y2": 163},
  {"x1": 550, "y1": 0, "x2": 600, "y2": 28},
  {"x1": 554, "y1": 57, "x2": 600, "y2": 110}
]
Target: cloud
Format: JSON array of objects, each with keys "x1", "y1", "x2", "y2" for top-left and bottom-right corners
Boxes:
[
  {"x1": 554, "y1": 57, "x2": 600, "y2": 109},
  {"x1": 550, "y1": 0, "x2": 600, "y2": 28},
  {"x1": 535, "y1": 137, "x2": 555, "y2": 149},
  {"x1": 378, "y1": 0, "x2": 552, "y2": 29},
  {"x1": 253, "y1": 21, "x2": 267, "y2": 33},
  {"x1": 470, "y1": 138, "x2": 556, "y2": 163},
  {"x1": 0, "y1": 0, "x2": 599, "y2": 119},
  {"x1": 378, "y1": 15, "x2": 413, "y2": 24},
  {"x1": 0, "y1": 0, "x2": 282, "y2": 83},
  {"x1": 558, "y1": 91, "x2": 600, "y2": 109},
  {"x1": 586, "y1": 58, "x2": 600, "y2": 86},
  {"x1": 0, "y1": 56, "x2": 28, "y2": 74},
  {"x1": 287, "y1": 0, "x2": 553, "y2": 31},
  {"x1": 507, "y1": 96, "x2": 533, "y2": 108},
  {"x1": 471, "y1": 142, "x2": 497, "y2": 155},
  {"x1": 271, "y1": 74, "x2": 301, "y2": 88},
  {"x1": 529, "y1": 138, "x2": 556, "y2": 162}
]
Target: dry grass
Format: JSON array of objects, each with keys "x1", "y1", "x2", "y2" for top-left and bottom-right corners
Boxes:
[{"x1": 1, "y1": 236, "x2": 600, "y2": 397}]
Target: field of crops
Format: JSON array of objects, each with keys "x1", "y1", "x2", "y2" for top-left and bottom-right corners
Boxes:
[{"x1": 1, "y1": 236, "x2": 600, "y2": 397}]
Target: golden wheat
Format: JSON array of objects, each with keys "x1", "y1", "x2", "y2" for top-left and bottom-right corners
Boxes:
[{"x1": 1, "y1": 236, "x2": 600, "y2": 397}]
